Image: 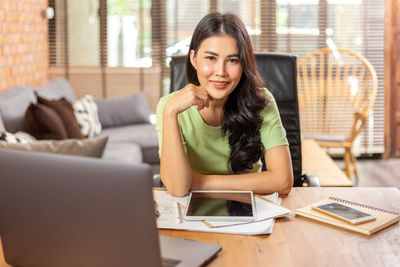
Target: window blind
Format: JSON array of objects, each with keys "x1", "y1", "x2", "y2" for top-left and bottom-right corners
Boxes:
[{"x1": 48, "y1": 0, "x2": 385, "y2": 154}]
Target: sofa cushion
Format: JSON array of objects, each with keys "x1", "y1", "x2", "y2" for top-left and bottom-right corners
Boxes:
[
  {"x1": 0, "y1": 136, "x2": 108, "y2": 158},
  {"x1": 99, "y1": 124, "x2": 159, "y2": 164},
  {"x1": 102, "y1": 142, "x2": 143, "y2": 164},
  {"x1": 24, "y1": 102, "x2": 68, "y2": 140},
  {"x1": 73, "y1": 95, "x2": 102, "y2": 138},
  {"x1": 35, "y1": 78, "x2": 76, "y2": 103},
  {"x1": 0, "y1": 131, "x2": 36, "y2": 144},
  {"x1": 0, "y1": 116, "x2": 5, "y2": 132},
  {"x1": 0, "y1": 85, "x2": 37, "y2": 133},
  {"x1": 95, "y1": 91, "x2": 151, "y2": 128},
  {"x1": 37, "y1": 96, "x2": 84, "y2": 139}
]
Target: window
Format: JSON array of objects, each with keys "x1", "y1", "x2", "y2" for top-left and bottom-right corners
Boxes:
[
  {"x1": 165, "y1": 0, "x2": 210, "y2": 66},
  {"x1": 107, "y1": 0, "x2": 152, "y2": 67},
  {"x1": 49, "y1": 0, "x2": 384, "y2": 154}
]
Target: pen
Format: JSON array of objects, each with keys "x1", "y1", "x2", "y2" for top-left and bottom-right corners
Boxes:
[
  {"x1": 154, "y1": 200, "x2": 160, "y2": 219},
  {"x1": 175, "y1": 201, "x2": 182, "y2": 224}
]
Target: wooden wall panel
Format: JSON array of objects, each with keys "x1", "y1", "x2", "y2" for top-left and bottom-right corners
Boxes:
[{"x1": 50, "y1": 66, "x2": 161, "y2": 113}]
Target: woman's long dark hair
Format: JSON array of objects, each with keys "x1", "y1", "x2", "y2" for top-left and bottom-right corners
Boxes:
[{"x1": 186, "y1": 12, "x2": 268, "y2": 174}]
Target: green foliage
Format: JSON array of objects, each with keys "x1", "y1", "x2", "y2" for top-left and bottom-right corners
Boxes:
[
  {"x1": 108, "y1": 0, "x2": 130, "y2": 16},
  {"x1": 108, "y1": 0, "x2": 152, "y2": 15},
  {"x1": 276, "y1": 8, "x2": 288, "y2": 28}
]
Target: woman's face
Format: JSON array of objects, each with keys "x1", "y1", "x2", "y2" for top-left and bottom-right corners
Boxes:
[{"x1": 190, "y1": 34, "x2": 243, "y2": 102}]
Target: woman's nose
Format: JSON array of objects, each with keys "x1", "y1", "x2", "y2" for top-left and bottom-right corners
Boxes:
[{"x1": 215, "y1": 60, "x2": 226, "y2": 76}]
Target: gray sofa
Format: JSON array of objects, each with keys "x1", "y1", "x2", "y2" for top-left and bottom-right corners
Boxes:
[{"x1": 0, "y1": 78, "x2": 160, "y2": 174}]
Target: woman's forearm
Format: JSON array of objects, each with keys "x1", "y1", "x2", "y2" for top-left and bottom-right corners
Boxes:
[
  {"x1": 191, "y1": 170, "x2": 293, "y2": 195},
  {"x1": 191, "y1": 146, "x2": 293, "y2": 194},
  {"x1": 160, "y1": 108, "x2": 192, "y2": 197}
]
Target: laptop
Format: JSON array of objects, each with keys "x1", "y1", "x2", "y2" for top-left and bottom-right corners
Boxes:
[{"x1": 0, "y1": 149, "x2": 221, "y2": 267}]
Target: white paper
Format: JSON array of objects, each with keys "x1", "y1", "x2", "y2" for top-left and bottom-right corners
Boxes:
[{"x1": 153, "y1": 190, "x2": 291, "y2": 235}]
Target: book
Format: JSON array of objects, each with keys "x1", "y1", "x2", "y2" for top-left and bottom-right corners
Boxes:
[
  {"x1": 153, "y1": 189, "x2": 293, "y2": 235},
  {"x1": 296, "y1": 197, "x2": 400, "y2": 235}
]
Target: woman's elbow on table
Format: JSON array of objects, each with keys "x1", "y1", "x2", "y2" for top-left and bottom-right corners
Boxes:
[
  {"x1": 167, "y1": 187, "x2": 190, "y2": 198},
  {"x1": 161, "y1": 176, "x2": 191, "y2": 197},
  {"x1": 278, "y1": 172, "x2": 294, "y2": 195}
]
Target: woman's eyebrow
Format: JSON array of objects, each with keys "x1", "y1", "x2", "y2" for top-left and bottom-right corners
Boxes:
[
  {"x1": 204, "y1": 51, "x2": 239, "y2": 58},
  {"x1": 204, "y1": 51, "x2": 219, "y2": 56}
]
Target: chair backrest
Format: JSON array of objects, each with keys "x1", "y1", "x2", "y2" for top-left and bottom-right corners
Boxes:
[
  {"x1": 297, "y1": 48, "x2": 378, "y2": 141},
  {"x1": 170, "y1": 53, "x2": 303, "y2": 186}
]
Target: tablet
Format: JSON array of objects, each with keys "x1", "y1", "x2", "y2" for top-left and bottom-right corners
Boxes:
[{"x1": 184, "y1": 191, "x2": 255, "y2": 222}]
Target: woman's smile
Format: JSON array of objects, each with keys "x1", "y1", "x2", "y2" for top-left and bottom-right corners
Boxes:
[{"x1": 210, "y1": 80, "x2": 230, "y2": 89}]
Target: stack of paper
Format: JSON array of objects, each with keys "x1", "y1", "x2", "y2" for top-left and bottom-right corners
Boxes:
[{"x1": 153, "y1": 189, "x2": 292, "y2": 235}]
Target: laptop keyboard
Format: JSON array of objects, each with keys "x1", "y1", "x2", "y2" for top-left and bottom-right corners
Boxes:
[{"x1": 162, "y1": 257, "x2": 181, "y2": 267}]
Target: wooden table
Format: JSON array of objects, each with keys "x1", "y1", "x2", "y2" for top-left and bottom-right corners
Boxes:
[
  {"x1": 159, "y1": 187, "x2": 400, "y2": 267},
  {"x1": 1, "y1": 188, "x2": 399, "y2": 267},
  {"x1": 302, "y1": 139, "x2": 353, "y2": 187}
]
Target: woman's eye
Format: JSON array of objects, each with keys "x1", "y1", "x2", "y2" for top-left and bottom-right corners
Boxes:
[
  {"x1": 206, "y1": 56, "x2": 216, "y2": 61},
  {"x1": 228, "y1": 58, "x2": 239, "y2": 64}
]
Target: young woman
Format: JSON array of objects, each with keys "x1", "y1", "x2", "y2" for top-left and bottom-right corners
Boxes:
[{"x1": 156, "y1": 12, "x2": 293, "y2": 197}]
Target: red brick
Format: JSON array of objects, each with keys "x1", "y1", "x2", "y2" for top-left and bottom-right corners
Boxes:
[
  {"x1": 0, "y1": 0, "x2": 49, "y2": 92},
  {"x1": 8, "y1": 79, "x2": 16, "y2": 88},
  {"x1": 0, "y1": 2, "x2": 8, "y2": 10},
  {"x1": 9, "y1": 2, "x2": 17, "y2": 11}
]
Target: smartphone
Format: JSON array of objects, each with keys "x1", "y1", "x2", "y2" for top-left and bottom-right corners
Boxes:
[
  {"x1": 312, "y1": 202, "x2": 376, "y2": 224},
  {"x1": 184, "y1": 191, "x2": 255, "y2": 222}
]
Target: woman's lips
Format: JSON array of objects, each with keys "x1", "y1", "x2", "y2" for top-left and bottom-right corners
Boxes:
[{"x1": 210, "y1": 80, "x2": 230, "y2": 89}]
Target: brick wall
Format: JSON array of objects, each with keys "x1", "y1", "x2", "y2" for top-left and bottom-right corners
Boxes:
[{"x1": 0, "y1": 0, "x2": 48, "y2": 91}]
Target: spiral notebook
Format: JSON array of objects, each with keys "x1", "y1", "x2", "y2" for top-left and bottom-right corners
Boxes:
[{"x1": 296, "y1": 197, "x2": 400, "y2": 235}]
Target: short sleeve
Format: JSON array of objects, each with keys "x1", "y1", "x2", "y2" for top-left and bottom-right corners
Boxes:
[
  {"x1": 259, "y1": 89, "x2": 289, "y2": 151},
  {"x1": 156, "y1": 93, "x2": 188, "y2": 157}
]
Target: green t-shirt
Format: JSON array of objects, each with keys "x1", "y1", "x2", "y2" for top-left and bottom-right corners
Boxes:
[{"x1": 156, "y1": 88, "x2": 288, "y2": 175}]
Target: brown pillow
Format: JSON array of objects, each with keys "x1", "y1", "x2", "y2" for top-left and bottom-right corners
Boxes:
[
  {"x1": 37, "y1": 96, "x2": 84, "y2": 139},
  {"x1": 24, "y1": 103, "x2": 68, "y2": 140}
]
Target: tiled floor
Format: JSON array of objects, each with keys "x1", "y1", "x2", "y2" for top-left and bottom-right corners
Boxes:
[{"x1": 334, "y1": 158, "x2": 400, "y2": 188}]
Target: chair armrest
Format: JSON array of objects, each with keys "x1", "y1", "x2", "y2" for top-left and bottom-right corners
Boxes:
[{"x1": 301, "y1": 173, "x2": 320, "y2": 187}]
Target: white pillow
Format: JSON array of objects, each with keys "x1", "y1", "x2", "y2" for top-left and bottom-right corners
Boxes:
[
  {"x1": 73, "y1": 95, "x2": 102, "y2": 138},
  {"x1": 0, "y1": 131, "x2": 36, "y2": 144}
]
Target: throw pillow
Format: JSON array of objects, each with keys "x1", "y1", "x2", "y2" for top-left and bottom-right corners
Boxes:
[
  {"x1": 24, "y1": 103, "x2": 68, "y2": 140},
  {"x1": 37, "y1": 96, "x2": 85, "y2": 139},
  {"x1": 73, "y1": 95, "x2": 102, "y2": 138},
  {"x1": 0, "y1": 136, "x2": 108, "y2": 158},
  {"x1": 0, "y1": 131, "x2": 36, "y2": 144},
  {"x1": 95, "y1": 91, "x2": 151, "y2": 128}
]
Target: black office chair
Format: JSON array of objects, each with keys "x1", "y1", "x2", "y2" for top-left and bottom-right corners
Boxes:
[{"x1": 170, "y1": 53, "x2": 319, "y2": 187}]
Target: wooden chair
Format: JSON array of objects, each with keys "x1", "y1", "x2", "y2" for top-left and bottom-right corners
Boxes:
[{"x1": 297, "y1": 48, "x2": 378, "y2": 181}]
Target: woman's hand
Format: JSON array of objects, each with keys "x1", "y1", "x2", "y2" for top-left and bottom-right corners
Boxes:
[{"x1": 164, "y1": 83, "x2": 213, "y2": 115}]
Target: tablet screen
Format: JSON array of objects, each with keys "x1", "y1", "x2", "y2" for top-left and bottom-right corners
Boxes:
[{"x1": 186, "y1": 192, "x2": 253, "y2": 217}]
